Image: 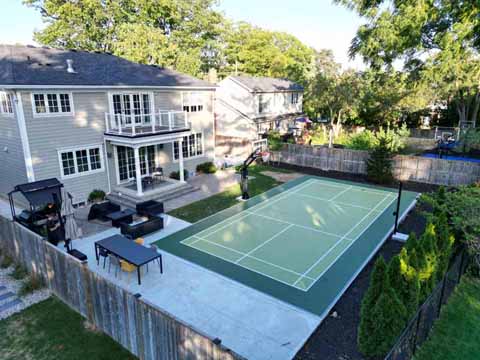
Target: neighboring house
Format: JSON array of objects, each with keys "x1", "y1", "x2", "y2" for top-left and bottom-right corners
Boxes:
[
  {"x1": 215, "y1": 75, "x2": 304, "y2": 157},
  {"x1": 0, "y1": 45, "x2": 216, "y2": 207}
]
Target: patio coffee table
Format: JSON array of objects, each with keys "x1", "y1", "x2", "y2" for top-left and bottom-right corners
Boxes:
[
  {"x1": 95, "y1": 234, "x2": 163, "y2": 285},
  {"x1": 106, "y1": 209, "x2": 136, "y2": 228}
]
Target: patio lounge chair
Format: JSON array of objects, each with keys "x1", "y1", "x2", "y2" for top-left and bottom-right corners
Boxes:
[{"x1": 136, "y1": 200, "x2": 164, "y2": 217}]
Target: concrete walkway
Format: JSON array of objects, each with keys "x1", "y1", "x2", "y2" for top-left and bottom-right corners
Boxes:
[
  {"x1": 165, "y1": 168, "x2": 240, "y2": 211},
  {"x1": 71, "y1": 214, "x2": 320, "y2": 360}
]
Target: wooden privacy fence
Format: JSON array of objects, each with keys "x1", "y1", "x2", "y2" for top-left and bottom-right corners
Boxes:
[
  {"x1": 0, "y1": 216, "x2": 243, "y2": 360},
  {"x1": 271, "y1": 144, "x2": 480, "y2": 186}
]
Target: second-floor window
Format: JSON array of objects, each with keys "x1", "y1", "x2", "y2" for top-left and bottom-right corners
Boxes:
[
  {"x1": 258, "y1": 94, "x2": 267, "y2": 114},
  {"x1": 291, "y1": 92, "x2": 299, "y2": 104},
  {"x1": 33, "y1": 93, "x2": 72, "y2": 115},
  {"x1": 183, "y1": 92, "x2": 204, "y2": 113},
  {"x1": 0, "y1": 92, "x2": 13, "y2": 115},
  {"x1": 111, "y1": 93, "x2": 152, "y2": 125}
]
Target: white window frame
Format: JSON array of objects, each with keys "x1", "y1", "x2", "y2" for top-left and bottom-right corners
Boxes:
[
  {"x1": 182, "y1": 92, "x2": 205, "y2": 113},
  {"x1": 57, "y1": 144, "x2": 105, "y2": 180},
  {"x1": 0, "y1": 92, "x2": 14, "y2": 116},
  {"x1": 31, "y1": 92, "x2": 74, "y2": 117},
  {"x1": 108, "y1": 91, "x2": 155, "y2": 126},
  {"x1": 172, "y1": 132, "x2": 205, "y2": 162}
]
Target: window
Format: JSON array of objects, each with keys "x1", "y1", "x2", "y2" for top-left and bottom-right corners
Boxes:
[
  {"x1": 291, "y1": 92, "x2": 299, "y2": 104},
  {"x1": 183, "y1": 92, "x2": 204, "y2": 113},
  {"x1": 173, "y1": 133, "x2": 204, "y2": 160},
  {"x1": 111, "y1": 93, "x2": 152, "y2": 125},
  {"x1": 59, "y1": 145, "x2": 103, "y2": 178},
  {"x1": 117, "y1": 145, "x2": 156, "y2": 181},
  {"x1": 33, "y1": 93, "x2": 72, "y2": 115},
  {"x1": 258, "y1": 94, "x2": 268, "y2": 113},
  {"x1": 0, "y1": 92, "x2": 13, "y2": 115}
]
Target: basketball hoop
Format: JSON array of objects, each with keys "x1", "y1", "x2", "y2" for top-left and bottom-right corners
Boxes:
[{"x1": 260, "y1": 151, "x2": 271, "y2": 162}]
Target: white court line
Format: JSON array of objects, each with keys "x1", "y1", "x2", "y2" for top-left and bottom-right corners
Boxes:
[
  {"x1": 197, "y1": 212, "x2": 252, "y2": 239},
  {"x1": 305, "y1": 178, "x2": 395, "y2": 196},
  {"x1": 188, "y1": 234, "x2": 316, "y2": 281},
  {"x1": 294, "y1": 193, "x2": 381, "y2": 212},
  {"x1": 293, "y1": 191, "x2": 396, "y2": 287},
  {"x1": 243, "y1": 210, "x2": 350, "y2": 240},
  {"x1": 236, "y1": 224, "x2": 294, "y2": 263},
  {"x1": 250, "y1": 179, "x2": 318, "y2": 213},
  {"x1": 327, "y1": 185, "x2": 352, "y2": 202}
]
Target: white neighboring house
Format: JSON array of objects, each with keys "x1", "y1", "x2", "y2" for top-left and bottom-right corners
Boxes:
[
  {"x1": 0, "y1": 44, "x2": 216, "y2": 207},
  {"x1": 215, "y1": 75, "x2": 304, "y2": 157}
]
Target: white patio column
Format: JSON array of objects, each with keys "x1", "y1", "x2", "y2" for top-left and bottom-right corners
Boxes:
[
  {"x1": 134, "y1": 146, "x2": 143, "y2": 196},
  {"x1": 178, "y1": 139, "x2": 185, "y2": 182}
]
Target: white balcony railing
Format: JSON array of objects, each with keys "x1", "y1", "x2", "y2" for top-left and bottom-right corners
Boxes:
[{"x1": 105, "y1": 110, "x2": 189, "y2": 137}]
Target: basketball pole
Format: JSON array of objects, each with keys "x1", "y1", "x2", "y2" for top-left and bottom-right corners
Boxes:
[{"x1": 393, "y1": 181, "x2": 403, "y2": 234}]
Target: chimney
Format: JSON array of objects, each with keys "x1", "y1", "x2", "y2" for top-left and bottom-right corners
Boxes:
[
  {"x1": 66, "y1": 59, "x2": 76, "y2": 73},
  {"x1": 207, "y1": 68, "x2": 218, "y2": 84}
]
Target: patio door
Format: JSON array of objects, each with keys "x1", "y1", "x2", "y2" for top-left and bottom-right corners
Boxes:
[
  {"x1": 117, "y1": 146, "x2": 156, "y2": 182},
  {"x1": 112, "y1": 93, "x2": 152, "y2": 127}
]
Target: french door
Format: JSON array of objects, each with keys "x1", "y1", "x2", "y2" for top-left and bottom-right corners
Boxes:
[
  {"x1": 112, "y1": 93, "x2": 152, "y2": 127},
  {"x1": 117, "y1": 146, "x2": 156, "y2": 182}
]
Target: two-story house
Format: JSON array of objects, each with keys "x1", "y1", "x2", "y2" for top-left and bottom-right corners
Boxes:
[
  {"x1": 0, "y1": 45, "x2": 216, "y2": 207},
  {"x1": 215, "y1": 75, "x2": 303, "y2": 157}
]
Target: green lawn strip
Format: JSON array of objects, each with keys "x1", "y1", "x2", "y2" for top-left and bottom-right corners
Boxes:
[
  {"x1": 168, "y1": 165, "x2": 286, "y2": 223},
  {"x1": 0, "y1": 296, "x2": 136, "y2": 360},
  {"x1": 414, "y1": 276, "x2": 480, "y2": 360}
]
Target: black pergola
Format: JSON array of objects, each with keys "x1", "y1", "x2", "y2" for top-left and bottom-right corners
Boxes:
[{"x1": 8, "y1": 178, "x2": 64, "y2": 227}]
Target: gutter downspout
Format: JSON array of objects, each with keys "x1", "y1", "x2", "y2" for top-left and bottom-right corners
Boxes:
[{"x1": 13, "y1": 91, "x2": 35, "y2": 182}]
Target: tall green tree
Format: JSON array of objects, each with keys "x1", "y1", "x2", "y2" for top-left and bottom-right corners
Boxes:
[
  {"x1": 335, "y1": 0, "x2": 480, "y2": 126},
  {"x1": 24, "y1": 0, "x2": 224, "y2": 77}
]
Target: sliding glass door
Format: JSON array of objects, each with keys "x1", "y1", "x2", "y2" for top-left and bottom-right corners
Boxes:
[
  {"x1": 117, "y1": 146, "x2": 156, "y2": 182},
  {"x1": 112, "y1": 93, "x2": 152, "y2": 127}
]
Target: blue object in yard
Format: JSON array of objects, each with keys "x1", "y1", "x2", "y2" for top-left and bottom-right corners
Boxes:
[
  {"x1": 438, "y1": 141, "x2": 457, "y2": 150},
  {"x1": 422, "y1": 153, "x2": 480, "y2": 163}
]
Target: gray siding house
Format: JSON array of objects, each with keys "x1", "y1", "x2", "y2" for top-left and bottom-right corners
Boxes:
[
  {"x1": 215, "y1": 75, "x2": 303, "y2": 157},
  {"x1": 0, "y1": 45, "x2": 216, "y2": 206}
]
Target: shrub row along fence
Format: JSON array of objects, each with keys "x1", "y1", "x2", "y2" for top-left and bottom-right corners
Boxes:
[
  {"x1": 0, "y1": 215, "x2": 243, "y2": 360},
  {"x1": 385, "y1": 249, "x2": 469, "y2": 360},
  {"x1": 270, "y1": 144, "x2": 480, "y2": 186}
]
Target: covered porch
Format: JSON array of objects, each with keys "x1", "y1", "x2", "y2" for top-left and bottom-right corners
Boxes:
[{"x1": 105, "y1": 134, "x2": 193, "y2": 207}]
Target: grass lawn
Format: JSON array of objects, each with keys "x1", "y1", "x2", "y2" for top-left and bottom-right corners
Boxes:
[
  {"x1": 168, "y1": 164, "x2": 290, "y2": 223},
  {"x1": 414, "y1": 276, "x2": 480, "y2": 360},
  {"x1": 0, "y1": 296, "x2": 136, "y2": 360}
]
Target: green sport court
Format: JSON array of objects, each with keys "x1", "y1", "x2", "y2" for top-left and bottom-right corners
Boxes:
[{"x1": 156, "y1": 176, "x2": 418, "y2": 316}]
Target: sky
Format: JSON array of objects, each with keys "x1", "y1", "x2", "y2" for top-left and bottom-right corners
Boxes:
[{"x1": 0, "y1": 0, "x2": 366, "y2": 69}]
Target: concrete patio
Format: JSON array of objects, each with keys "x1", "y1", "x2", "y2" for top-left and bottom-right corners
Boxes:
[{"x1": 69, "y1": 213, "x2": 321, "y2": 360}]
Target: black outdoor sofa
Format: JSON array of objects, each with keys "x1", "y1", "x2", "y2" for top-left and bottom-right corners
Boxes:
[
  {"x1": 88, "y1": 201, "x2": 121, "y2": 221},
  {"x1": 120, "y1": 216, "x2": 164, "y2": 239},
  {"x1": 136, "y1": 200, "x2": 164, "y2": 217}
]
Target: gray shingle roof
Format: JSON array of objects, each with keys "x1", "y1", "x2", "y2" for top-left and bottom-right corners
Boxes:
[
  {"x1": 230, "y1": 75, "x2": 303, "y2": 92},
  {"x1": 0, "y1": 44, "x2": 214, "y2": 88}
]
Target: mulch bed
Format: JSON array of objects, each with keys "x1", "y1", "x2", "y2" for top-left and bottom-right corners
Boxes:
[{"x1": 268, "y1": 163, "x2": 437, "y2": 360}]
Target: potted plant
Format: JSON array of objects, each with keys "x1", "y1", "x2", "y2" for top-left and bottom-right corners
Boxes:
[{"x1": 88, "y1": 189, "x2": 106, "y2": 203}]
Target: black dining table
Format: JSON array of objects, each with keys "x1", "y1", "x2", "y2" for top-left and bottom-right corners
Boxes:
[{"x1": 95, "y1": 234, "x2": 162, "y2": 285}]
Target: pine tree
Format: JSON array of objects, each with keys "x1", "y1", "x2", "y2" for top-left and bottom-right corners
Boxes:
[
  {"x1": 417, "y1": 223, "x2": 439, "y2": 300},
  {"x1": 372, "y1": 280, "x2": 408, "y2": 356},
  {"x1": 405, "y1": 232, "x2": 419, "y2": 253},
  {"x1": 388, "y1": 250, "x2": 420, "y2": 317},
  {"x1": 358, "y1": 256, "x2": 387, "y2": 355},
  {"x1": 366, "y1": 137, "x2": 394, "y2": 184},
  {"x1": 433, "y1": 211, "x2": 455, "y2": 280}
]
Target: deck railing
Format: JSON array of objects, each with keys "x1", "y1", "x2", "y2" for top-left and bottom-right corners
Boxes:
[{"x1": 105, "y1": 110, "x2": 189, "y2": 136}]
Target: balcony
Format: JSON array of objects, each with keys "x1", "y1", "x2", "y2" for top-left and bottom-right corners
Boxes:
[{"x1": 105, "y1": 110, "x2": 190, "y2": 138}]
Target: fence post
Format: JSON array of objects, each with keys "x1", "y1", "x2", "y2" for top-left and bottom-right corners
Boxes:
[
  {"x1": 411, "y1": 306, "x2": 423, "y2": 355},
  {"x1": 437, "y1": 276, "x2": 447, "y2": 318}
]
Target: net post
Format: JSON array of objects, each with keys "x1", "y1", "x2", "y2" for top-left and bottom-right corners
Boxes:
[{"x1": 393, "y1": 181, "x2": 403, "y2": 234}]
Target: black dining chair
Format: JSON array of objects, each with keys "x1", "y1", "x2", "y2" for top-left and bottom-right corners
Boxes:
[{"x1": 97, "y1": 248, "x2": 109, "y2": 268}]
